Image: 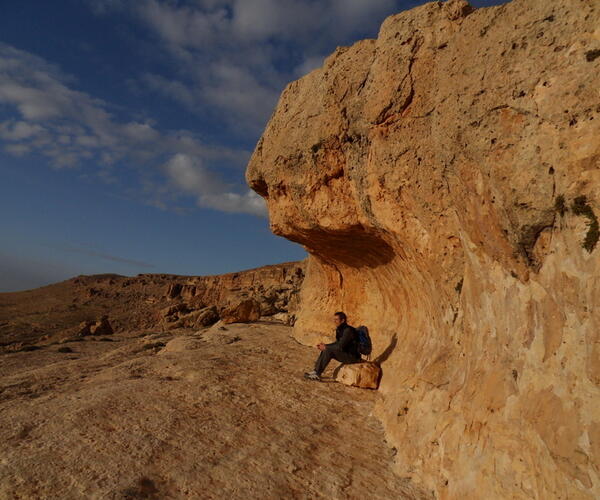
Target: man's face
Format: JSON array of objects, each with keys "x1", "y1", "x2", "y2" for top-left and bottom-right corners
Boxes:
[{"x1": 333, "y1": 315, "x2": 344, "y2": 326}]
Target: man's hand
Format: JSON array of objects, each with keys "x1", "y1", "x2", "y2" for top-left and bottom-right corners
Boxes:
[{"x1": 317, "y1": 342, "x2": 326, "y2": 351}]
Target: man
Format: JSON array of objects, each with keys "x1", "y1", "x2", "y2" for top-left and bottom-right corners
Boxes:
[{"x1": 304, "y1": 311, "x2": 361, "y2": 381}]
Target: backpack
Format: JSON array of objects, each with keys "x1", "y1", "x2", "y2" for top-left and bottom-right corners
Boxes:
[{"x1": 355, "y1": 325, "x2": 372, "y2": 356}]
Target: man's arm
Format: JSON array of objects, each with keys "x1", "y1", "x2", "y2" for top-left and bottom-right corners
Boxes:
[
  {"x1": 324, "y1": 328, "x2": 340, "y2": 348},
  {"x1": 336, "y1": 326, "x2": 355, "y2": 351},
  {"x1": 325, "y1": 327, "x2": 354, "y2": 351}
]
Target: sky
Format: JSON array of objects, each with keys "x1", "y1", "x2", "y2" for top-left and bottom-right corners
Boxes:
[{"x1": 0, "y1": 0, "x2": 505, "y2": 292}]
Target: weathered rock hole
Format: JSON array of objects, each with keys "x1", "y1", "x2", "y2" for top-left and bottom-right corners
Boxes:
[
  {"x1": 585, "y1": 49, "x2": 600, "y2": 62},
  {"x1": 250, "y1": 177, "x2": 269, "y2": 198}
]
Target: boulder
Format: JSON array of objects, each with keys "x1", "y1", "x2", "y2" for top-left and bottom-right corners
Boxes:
[
  {"x1": 259, "y1": 303, "x2": 278, "y2": 316},
  {"x1": 257, "y1": 288, "x2": 283, "y2": 316},
  {"x1": 269, "y1": 312, "x2": 295, "y2": 326},
  {"x1": 160, "y1": 305, "x2": 219, "y2": 330},
  {"x1": 160, "y1": 303, "x2": 189, "y2": 318},
  {"x1": 164, "y1": 320, "x2": 184, "y2": 331},
  {"x1": 220, "y1": 298, "x2": 261, "y2": 324},
  {"x1": 181, "y1": 306, "x2": 219, "y2": 328},
  {"x1": 335, "y1": 362, "x2": 381, "y2": 390},
  {"x1": 76, "y1": 320, "x2": 94, "y2": 337},
  {"x1": 90, "y1": 315, "x2": 113, "y2": 335}
]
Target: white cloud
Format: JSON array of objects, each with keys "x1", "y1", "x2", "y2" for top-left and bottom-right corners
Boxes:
[
  {"x1": 0, "y1": 42, "x2": 260, "y2": 216},
  {"x1": 4, "y1": 143, "x2": 30, "y2": 156},
  {"x1": 0, "y1": 120, "x2": 44, "y2": 140},
  {"x1": 141, "y1": 73, "x2": 197, "y2": 106},
  {"x1": 92, "y1": 0, "x2": 404, "y2": 135},
  {"x1": 136, "y1": 0, "x2": 230, "y2": 48},
  {"x1": 293, "y1": 54, "x2": 326, "y2": 78},
  {"x1": 163, "y1": 153, "x2": 267, "y2": 216},
  {"x1": 231, "y1": 0, "x2": 319, "y2": 41},
  {"x1": 200, "y1": 190, "x2": 267, "y2": 216},
  {"x1": 202, "y1": 61, "x2": 279, "y2": 127},
  {"x1": 164, "y1": 153, "x2": 227, "y2": 194},
  {"x1": 133, "y1": 0, "x2": 399, "y2": 46}
]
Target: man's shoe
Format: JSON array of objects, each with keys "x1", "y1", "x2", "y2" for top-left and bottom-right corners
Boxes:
[{"x1": 303, "y1": 370, "x2": 321, "y2": 381}]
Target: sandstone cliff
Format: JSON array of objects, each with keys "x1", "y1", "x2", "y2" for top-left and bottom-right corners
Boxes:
[{"x1": 246, "y1": 0, "x2": 600, "y2": 498}]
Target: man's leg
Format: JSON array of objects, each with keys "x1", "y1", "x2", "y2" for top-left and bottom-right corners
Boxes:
[
  {"x1": 314, "y1": 347, "x2": 361, "y2": 376},
  {"x1": 331, "y1": 351, "x2": 362, "y2": 369},
  {"x1": 314, "y1": 347, "x2": 335, "y2": 376}
]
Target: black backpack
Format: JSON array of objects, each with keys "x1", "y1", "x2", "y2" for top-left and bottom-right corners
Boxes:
[{"x1": 355, "y1": 325, "x2": 372, "y2": 356}]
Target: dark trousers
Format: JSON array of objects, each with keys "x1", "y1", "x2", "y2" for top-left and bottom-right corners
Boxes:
[{"x1": 314, "y1": 346, "x2": 361, "y2": 375}]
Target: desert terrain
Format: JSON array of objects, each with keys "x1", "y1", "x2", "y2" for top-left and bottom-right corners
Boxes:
[
  {"x1": 1, "y1": 0, "x2": 599, "y2": 498},
  {"x1": 0, "y1": 319, "x2": 430, "y2": 499}
]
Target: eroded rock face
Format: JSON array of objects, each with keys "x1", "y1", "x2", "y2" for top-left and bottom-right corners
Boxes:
[
  {"x1": 163, "y1": 262, "x2": 306, "y2": 321},
  {"x1": 246, "y1": 0, "x2": 600, "y2": 498},
  {"x1": 220, "y1": 298, "x2": 262, "y2": 324},
  {"x1": 161, "y1": 305, "x2": 220, "y2": 330}
]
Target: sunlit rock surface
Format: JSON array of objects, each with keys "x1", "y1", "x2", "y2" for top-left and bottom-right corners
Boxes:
[
  {"x1": 246, "y1": 0, "x2": 600, "y2": 497},
  {"x1": 336, "y1": 362, "x2": 381, "y2": 389}
]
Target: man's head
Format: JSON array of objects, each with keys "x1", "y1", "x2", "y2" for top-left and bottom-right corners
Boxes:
[{"x1": 334, "y1": 311, "x2": 347, "y2": 326}]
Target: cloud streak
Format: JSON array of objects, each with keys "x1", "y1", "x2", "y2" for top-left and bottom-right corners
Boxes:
[
  {"x1": 57, "y1": 244, "x2": 157, "y2": 269},
  {"x1": 0, "y1": 42, "x2": 262, "y2": 215},
  {"x1": 164, "y1": 153, "x2": 267, "y2": 216},
  {"x1": 91, "y1": 0, "x2": 406, "y2": 135}
]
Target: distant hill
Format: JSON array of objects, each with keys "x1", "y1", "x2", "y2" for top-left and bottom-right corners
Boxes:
[{"x1": 0, "y1": 259, "x2": 306, "y2": 350}]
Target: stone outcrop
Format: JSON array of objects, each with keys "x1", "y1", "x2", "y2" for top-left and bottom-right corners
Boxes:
[
  {"x1": 0, "y1": 322, "x2": 431, "y2": 499},
  {"x1": 75, "y1": 316, "x2": 114, "y2": 337},
  {"x1": 161, "y1": 305, "x2": 219, "y2": 330},
  {"x1": 90, "y1": 315, "x2": 113, "y2": 336},
  {"x1": 183, "y1": 306, "x2": 219, "y2": 329},
  {"x1": 76, "y1": 316, "x2": 114, "y2": 337},
  {"x1": 220, "y1": 298, "x2": 262, "y2": 324},
  {"x1": 76, "y1": 320, "x2": 94, "y2": 337},
  {"x1": 335, "y1": 362, "x2": 381, "y2": 389},
  {"x1": 163, "y1": 262, "x2": 305, "y2": 318},
  {"x1": 246, "y1": 0, "x2": 600, "y2": 498}
]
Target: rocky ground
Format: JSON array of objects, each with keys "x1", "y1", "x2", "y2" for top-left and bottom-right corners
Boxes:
[{"x1": 0, "y1": 319, "x2": 431, "y2": 500}]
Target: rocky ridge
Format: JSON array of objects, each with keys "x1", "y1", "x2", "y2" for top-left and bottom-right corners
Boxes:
[{"x1": 0, "y1": 260, "x2": 305, "y2": 351}]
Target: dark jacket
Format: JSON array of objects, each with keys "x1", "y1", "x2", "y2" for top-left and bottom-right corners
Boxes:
[{"x1": 326, "y1": 322, "x2": 361, "y2": 358}]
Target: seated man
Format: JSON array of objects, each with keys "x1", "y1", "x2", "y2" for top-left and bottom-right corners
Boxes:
[{"x1": 304, "y1": 311, "x2": 361, "y2": 381}]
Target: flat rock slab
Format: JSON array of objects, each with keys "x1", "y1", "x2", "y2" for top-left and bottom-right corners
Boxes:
[
  {"x1": 0, "y1": 322, "x2": 429, "y2": 500},
  {"x1": 157, "y1": 336, "x2": 203, "y2": 354},
  {"x1": 336, "y1": 361, "x2": 382, "y2": 389}
]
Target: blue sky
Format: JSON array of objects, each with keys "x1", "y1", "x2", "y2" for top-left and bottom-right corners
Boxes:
[{"x1": 0, "y1": 0, "x2": 504, "y2": 291}]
